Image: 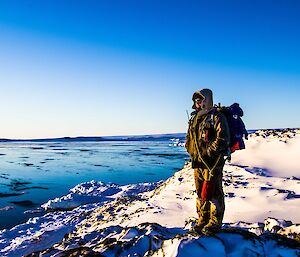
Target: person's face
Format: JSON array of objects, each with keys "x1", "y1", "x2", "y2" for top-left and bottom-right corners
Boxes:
[{"x1": 194, "y1": 98, "x2": 204, "y2": 110}]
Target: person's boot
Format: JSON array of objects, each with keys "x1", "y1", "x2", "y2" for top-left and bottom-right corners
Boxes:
[
  {"x1": 201, "y1": 222, "x2": 221, "y2": 236},
  {"x1": 201, "y1": 198, "x2": 222, "y2": 236},
  {"x1": 201, "y1": 225, "x2": 220, "y2": 236},
  {"x1": 191, "y1": 219, "x2": 207, "y2": 234}
]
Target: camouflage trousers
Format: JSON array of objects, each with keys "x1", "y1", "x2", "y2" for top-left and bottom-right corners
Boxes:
[{"x1": 194, "y1": 160, "x2": 225, "y2": 228}]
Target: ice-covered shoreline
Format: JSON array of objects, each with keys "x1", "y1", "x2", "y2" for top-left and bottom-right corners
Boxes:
[
  {"x1": 0, "y1": 129, "x2": 300, "y2": 256},
  {"x1": 1, "y1": 163, "x2": 299, "y2": 256}
]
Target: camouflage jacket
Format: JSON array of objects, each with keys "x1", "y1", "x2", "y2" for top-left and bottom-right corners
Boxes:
[{"x1": 185, "y1": 108, "x2": 230, "y2": 168}]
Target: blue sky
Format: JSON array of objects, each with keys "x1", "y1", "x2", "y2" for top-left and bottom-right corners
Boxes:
[{"x1": 0, "y1": 0, "x2": 299, "y2": 139}]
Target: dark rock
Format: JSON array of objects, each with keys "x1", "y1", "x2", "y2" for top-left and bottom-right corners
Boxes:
[{"x1": 23, "y1": 163, "x2": 34, "y2": 167}]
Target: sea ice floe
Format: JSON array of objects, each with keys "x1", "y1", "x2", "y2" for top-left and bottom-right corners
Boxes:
[{"x1": 0, "y1": 206, "x2": 14, "y2": 212}]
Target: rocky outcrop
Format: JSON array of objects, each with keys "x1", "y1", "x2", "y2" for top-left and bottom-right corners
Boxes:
[{"x1": 25, "y1": 222, "x2": 300, "y2": 257}]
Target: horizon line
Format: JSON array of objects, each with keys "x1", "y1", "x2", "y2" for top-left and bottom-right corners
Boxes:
[{"x1": 1, "y1": 127, "x2": 298, "y2": 141}]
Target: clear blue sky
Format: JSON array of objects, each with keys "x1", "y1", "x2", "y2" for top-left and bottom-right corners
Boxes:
[{"x1": 0, "y1": 0, "x2": 299, "y2": 139}]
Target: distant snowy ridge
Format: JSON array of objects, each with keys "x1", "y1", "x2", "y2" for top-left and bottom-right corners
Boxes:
[{"x1": 251, "y1": 128, "x2": 299, "y2": 140}]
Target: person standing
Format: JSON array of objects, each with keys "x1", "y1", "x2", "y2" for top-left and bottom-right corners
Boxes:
[{"x1": 185, "y1": 88, "x2": 230, "y2": 235}]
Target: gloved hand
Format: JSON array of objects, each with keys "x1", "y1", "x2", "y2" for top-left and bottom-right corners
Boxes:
[{"x1": 201, "y1": 180, "x2": 214, "y2": 201}]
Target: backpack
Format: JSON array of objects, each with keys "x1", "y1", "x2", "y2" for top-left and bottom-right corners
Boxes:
[{"x1": 216, "y1": 103, "x2": 248, "y2": 154}]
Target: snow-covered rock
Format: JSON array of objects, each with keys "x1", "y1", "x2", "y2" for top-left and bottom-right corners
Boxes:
[
  {"x1": 25, "y1": 222, "x2": 300, "y2": 257},
  {"x1": 41, "y1": 180, "x2": 158, "y2": 211}
]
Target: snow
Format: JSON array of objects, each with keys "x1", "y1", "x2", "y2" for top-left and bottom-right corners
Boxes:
[
  {"x1": 169, "y1": 138, "x2": 185, "y2": 147},
  {"x1": 232, "y1": 129, "x2": 300, "y2": 178},
  {"x1": 41, "y1": 180, "x2": 158, "y2": 211},
  {"x1": 0, "y1": 128, "x2": 299, "y2": 256}
]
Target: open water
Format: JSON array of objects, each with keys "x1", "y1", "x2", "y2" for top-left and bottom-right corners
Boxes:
[{"x1": 0, "y1": 139, "x2": 188, "y2": 229}]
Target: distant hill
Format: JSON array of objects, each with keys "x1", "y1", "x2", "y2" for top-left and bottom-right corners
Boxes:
[
  {"x1": 3, "y1": 129, "x2": 289, "y2": 143},
  {"x1": 0, "y1": 133, "x2": 187, "y2": 142}
]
